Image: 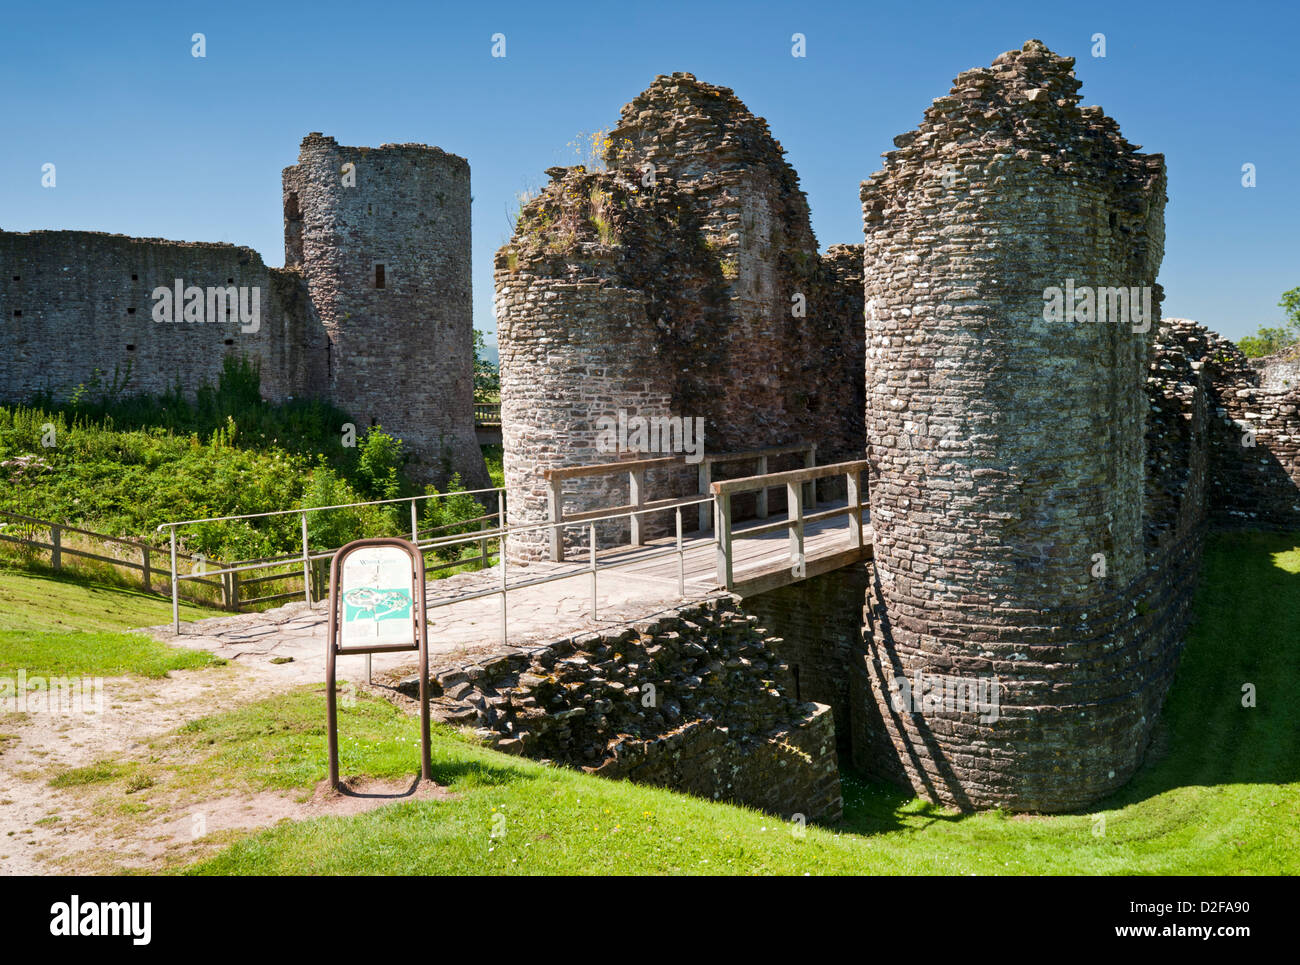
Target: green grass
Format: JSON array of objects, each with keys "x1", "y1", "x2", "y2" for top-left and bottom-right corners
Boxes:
[
  {"x1": 481, "y1": 443, "x2": 503, "y2": 489},
  {"x1": 0, "y1": 629, "x2": 217, "y2": 682},
  {"x1": 0, "y1": 566, "x2": 223, "y2": 680},
  {"x1": 170, "y1": 531, "x2": 1299, "y2": 875},
  {"x1": 0, "y1": 566, "x2": 222, "y2": 634},
  {"x1": 49, "y1": 760, "x2": 134, "y2": 788},
  {"x1": 0, "y1": 358, "x2": 488, "y2": 563}
]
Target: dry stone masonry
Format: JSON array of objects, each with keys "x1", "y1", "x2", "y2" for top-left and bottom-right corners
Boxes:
[{"x1": 398, "y1": 594, "x2": 842, "y2": 822}]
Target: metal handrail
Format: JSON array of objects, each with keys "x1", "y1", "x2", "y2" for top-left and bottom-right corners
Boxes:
[
  {"x1": 159, "y1": 479, "x2": 717, "y2": 640},
  {"x1": 159, "y1": 486, "x2": 503, "y2": 529},
  {"x1": 158, "y1": 487, "x2": 506, "y2": 632},
  {"x1": 435, "y1": 494, "x2": 717, "y2": 644}
]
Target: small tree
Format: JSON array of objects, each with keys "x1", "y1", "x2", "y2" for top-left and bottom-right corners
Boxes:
[
  {"x1": 1237, "y1": 287, "x2": 1300, "y2": 358},
  {"x1": 473, "y1": 330, "x2": 500, "y2": 402}
]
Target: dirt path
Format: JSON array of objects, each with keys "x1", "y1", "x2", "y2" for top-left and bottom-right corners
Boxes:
[
  {"x1": 1, "y1": 562, "x2": 693, "y2": 875},
  {"x1": 0, "y1": 648, "x2": 451, "y2": 875}
]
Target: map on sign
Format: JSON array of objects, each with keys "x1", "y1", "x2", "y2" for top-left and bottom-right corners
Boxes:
[{"x1": 338, "y1": 545, "x2": 416, "y2": 650}]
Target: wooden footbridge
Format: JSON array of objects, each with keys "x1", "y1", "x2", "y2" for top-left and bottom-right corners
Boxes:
[
  {"x1": 543, "y1": 444, "x2": 872, "y2": 596},
  {"x1": 160, "y1": 444, "x2": 873, "y2": 644}
]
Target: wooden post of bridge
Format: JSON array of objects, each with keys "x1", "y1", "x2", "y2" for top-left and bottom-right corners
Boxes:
[
  {"x1": 50, "y1": 524, "x2": 61, "y2": 571},
  {"x1": 802, "y1": 444, "x2": 817, "y2": 512},
  {"x1": 846, "y1": 465, "x2": 863, "y2": 549},
  {"x1": 547, "y1": 476, "x2": 564, "y2": 562},
  {"x1": 755, "y1": 455, "x2": 769, "y2": 519},
  {"x1": 787, "y1": 478, "x2": 805, "y2": 577},
  {"x1": 715, "y1": 490, "x2": 733, "y2": 588},
  {"x1": 629, "y1": 468, "x2": 646, "y2": 545}
]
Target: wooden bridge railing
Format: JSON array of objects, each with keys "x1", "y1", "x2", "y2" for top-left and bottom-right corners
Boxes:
[
  {"x1": 0, "y1": 509, "x2": 227, "y2": 602},
  {"x1": 474, "y1": 403, "x2": 501, "y2": 426},
  {"x1": 710, "y1": 459, "x2": 869, "y2": 591},
  {"x1": 543, "y1": 442, "x2": 815, "y2": 562}
]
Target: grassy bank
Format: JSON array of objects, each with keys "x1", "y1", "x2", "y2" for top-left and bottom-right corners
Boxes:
[
  {"x1": 0, "y1": 356, "x2": 488, "y2": 563},
  {"x1": 0, "y1": 566, "x2": 223, "y2": 680},
  {"x1": 142, "y1": 530, "x2": 1299, "y2": 875}
]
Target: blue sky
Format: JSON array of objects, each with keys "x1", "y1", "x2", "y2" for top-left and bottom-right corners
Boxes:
[{"x1": 2, "y1": 0, "x2": 1296, "y2": 346}]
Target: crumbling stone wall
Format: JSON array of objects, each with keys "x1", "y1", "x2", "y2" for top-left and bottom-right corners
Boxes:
[
  {"x1": 857, "y1": 40, "x2": 1179, "y2": 812},
  {"x1": 497, "y1": 74, "x2": 864, "y2": 559},
  {"x1": 1254, "y1": 345, "x2": 1300, "y2": 395},
  {"x1": 284, "y1": 134, "x2": 487, "y2": 488},
  {"x1": 400, "y1": 594, "x2": 842, "y2": 822},
  {"x1": 0, "y1": 133, "x2": 487, "y2": 492},
  {"x1": 0, "y1": 230, "x2": 322, "y2": 404},
  {"x1": 1158, "y1": 319, "x2": 1300, "y2": 528}
]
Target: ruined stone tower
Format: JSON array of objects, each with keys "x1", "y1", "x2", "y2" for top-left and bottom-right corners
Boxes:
[
  {"x1": 284, "y1": 134, "x2": 488, "y2": 488},
  {"x1": 496, "y1": 75, "x2": 864, "y2": 559},
  {"x1": 857, "y1": 41, "x2": 1173, "y2": 811}
]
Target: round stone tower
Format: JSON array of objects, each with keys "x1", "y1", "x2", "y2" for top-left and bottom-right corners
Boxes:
[
  {"x1": 496, "y1": 75, "x2": 865, "y2": 560},
  {"x1": 283, "y1": 133, "x2": 488, "y2": 489},
  {"x1": 857, "y1": 41, "x2": 1169, "y2": 811}
]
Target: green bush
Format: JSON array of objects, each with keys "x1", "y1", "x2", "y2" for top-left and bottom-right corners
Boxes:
[{"x1": 0, "y1": 356, "x2": 484, "y2": 565}]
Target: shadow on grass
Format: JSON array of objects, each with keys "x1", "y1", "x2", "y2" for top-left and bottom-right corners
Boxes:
[
  {"x1": 837, "y1": 530, "x2": 1300, "y2": 834},
  {"x1": 1098, "y1": 530, "x2": 1300, "y2": 806}
]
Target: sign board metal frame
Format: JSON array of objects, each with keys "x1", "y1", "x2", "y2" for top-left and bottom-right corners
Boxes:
[{"x1": 325, "y1": 537, "x2": 431, "y2": 790}]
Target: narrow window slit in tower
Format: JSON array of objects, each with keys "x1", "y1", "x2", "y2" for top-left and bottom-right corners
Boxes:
[
  {"x1": 224, "y1": 339, "x2": 234, "y2": 346},
  {"x1": 127, "y1": 307, "x2": 136, "y2": 315},
  {"x1": 13, "y1": 310, "x2": 21, "y2": 317},
  {"x1": 125, "y1": 344, "x2": 135, "y2": 351},
  {"x1": 375, "y1": 264, "x2": 386, "y2": 289}
]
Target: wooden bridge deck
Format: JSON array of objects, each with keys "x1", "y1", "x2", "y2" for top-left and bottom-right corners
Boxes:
[{"x1": 591, "y1": 497, "x2": 873, "y2": 597}]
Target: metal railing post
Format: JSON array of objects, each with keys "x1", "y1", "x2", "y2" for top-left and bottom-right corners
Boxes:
[
  {"x1": 169, "y1": 525, "x2": 179, "y2": 634},
  {"x1": 698, "y1": 460, "x2": 712, "y2": 532},
  {"x1": 499, "y1": 531, "x2": 508, "y2": 647},
  {"x1": 410, "y1": 498, "x2": 419, "y2": 543},
  {"x1": 497, "y1": 492, "x2": 506, "y2": 565},
  {"x1": 589, "y1": 523, "x2": 598, "y2": 620},
  {"x1": 676, "y1": 506, "x2": 685, "y2": 597},
  {"x1": 300, "y1": 511, "x2": 312, "y2": 605}
]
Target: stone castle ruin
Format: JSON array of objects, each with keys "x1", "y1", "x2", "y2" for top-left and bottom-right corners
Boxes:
[
  {"x1": 494, "y1": 41, "x2": 1300, "y2": 814},
  {"x1": 5, "y1": 41, "x2": 1299, "y2": 816},
  {"x1": 495, "y1": 72, "x2": 864, "y2": 559},
  {"x1": 0, "y1": 134, "x2": 488, "y2": 488}
]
